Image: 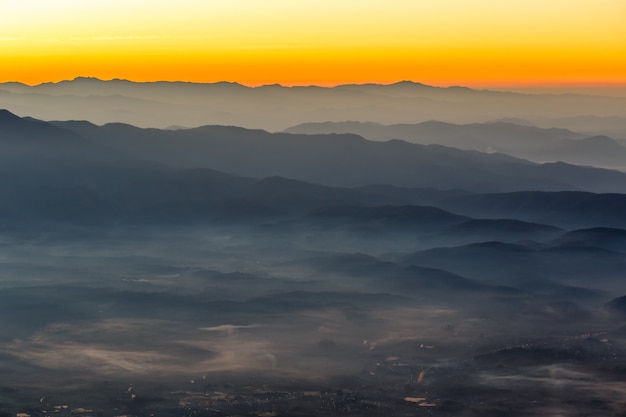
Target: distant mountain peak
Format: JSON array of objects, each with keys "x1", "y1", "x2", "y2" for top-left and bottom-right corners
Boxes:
[
  {"x1": 72, "y1": 76, "x2": 102, "y2": 82},
  {"x1": 40, "y1": 77, "x2": 106, "y2": 86},
  {"x1": 446, "y1": 85, "x2": 473, "y2": 91},
  {"x1": 0, "y1": 109, "x2": 21, "y2": 122},
  {"x1": 390, "y1": 80, "x2": 431, "y2": 88}
]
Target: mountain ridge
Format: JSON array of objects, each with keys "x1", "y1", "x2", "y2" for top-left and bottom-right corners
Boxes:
[
  {"x1": 2, "y1": 78, "x2": 625, "y2": 131},
  {"x1": 32, "y1": 111, "x2": 626, "y2": 193}
]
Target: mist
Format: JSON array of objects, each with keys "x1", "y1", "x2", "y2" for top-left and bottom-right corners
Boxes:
[
  {"x1": 2, "y1": 216, "x2": 626, "y2": 416},
  {"x1": 1, "y1": 78, "x2": 626, "y2": 135},
  {"x1": 1, "y1": 83, "x2": 626, "y2": 416}
]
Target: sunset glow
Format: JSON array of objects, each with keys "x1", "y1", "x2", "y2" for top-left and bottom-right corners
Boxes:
[{"x1": 1, "y1": 0, "x2": 625, "y2": 87}]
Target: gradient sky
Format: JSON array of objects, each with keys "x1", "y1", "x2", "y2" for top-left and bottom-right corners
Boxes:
[{"x1": 1, "y1": 0, "x2": 625, "y2": 87}]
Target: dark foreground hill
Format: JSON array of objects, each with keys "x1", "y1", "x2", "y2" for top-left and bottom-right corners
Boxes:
[
  {"x1": 437, "y1": 191, "x2": 626, "y2": 229},
  {"x1": 401, "y1": 241, "x2": 626, "y2": 291},
  {"x1": 553, "y1": 227, "x2": 626, "y2": 252},
  {"x1": 5, "y1": 110, "x2": 626, "y2": 233}
]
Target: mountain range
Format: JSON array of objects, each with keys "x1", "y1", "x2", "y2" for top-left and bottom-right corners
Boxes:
[
  {"x1": 5, "y1": 106, "x2": 626, "y2": 279},
  {"x1": 4, "y1": 109, "x2": 626, "y2": 234},
  {"x1": 48, "y1": 118, "x2": 626, "y2": 193},
  {"x1": 285, "y1": 121, "x2": 626, "y2": 168},
  {"x1": 2, "y1": 78, "x2": 626, "y2": 133}
]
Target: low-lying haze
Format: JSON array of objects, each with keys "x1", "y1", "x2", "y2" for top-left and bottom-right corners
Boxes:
[{"x1": 1, "y1": 80, "x2": 626, "y2": 416}]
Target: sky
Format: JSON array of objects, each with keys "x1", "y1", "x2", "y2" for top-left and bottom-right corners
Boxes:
[{"x1": 1, "y1": 0, "x2": 625, "y2": 87}]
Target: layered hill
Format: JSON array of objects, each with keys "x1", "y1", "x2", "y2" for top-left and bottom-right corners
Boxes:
[
  {"x1": 2, "y1": 78, "x2": 625, "y2": 132},
  {"x1": 4, "y1": 110, "x2": 626, "y2": 236},
  {"x1": 437, "y1": 191, "x2": 626, "y2": 229},
  {"x1": 52, "y1": 119, "x2": 626, "y2": 193},
  {"x1": 285, "y1": 121, "x2": 626, "y2": 168}
]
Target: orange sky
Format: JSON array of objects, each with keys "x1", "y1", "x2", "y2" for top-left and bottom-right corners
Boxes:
[{"x1": 1, "y1": 0, "x2": 625, "y2": 87}]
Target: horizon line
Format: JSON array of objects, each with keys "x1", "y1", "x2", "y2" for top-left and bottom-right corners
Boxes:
[{"x1": 3, "y1": 76, "x2": 626, "y2": 91}]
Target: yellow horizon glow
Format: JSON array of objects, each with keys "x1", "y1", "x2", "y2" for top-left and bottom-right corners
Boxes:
[{"x1": 1, "y1": 0, "x2": 625, "y2": 87}]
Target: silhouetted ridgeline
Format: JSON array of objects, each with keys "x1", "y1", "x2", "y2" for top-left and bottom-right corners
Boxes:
[
  {"x1": 2, "y1": 78, "x2": 626, "y2": 132},
  {"x1": 285, "y1": 120, "x2": 626, "y2": 168},
  {"x1": 50, "y1": 117, "x2": 626, "y2": 192},
  {"x1": 3, "y1": 110, "x2": 626, "y2": 232},
  {"x1": 439, "y1": 191, "x2": 626, "y2": 229}
]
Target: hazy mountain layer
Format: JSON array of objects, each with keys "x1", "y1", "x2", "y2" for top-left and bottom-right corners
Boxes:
[
  {"x1": 285, "y1": 120, "x2": 626, "y2": 168},
  {"x1": 438, "y1": 191, "x2": 626, "y2": 229},
  {"x1": 285, "y1": 120, "x2": 583, "y2": 151},
  {"x1": 2, "y1": 78, "x2": 625, "y2": 132},
  {"x1": 51, "y1": 117, "x2": 626, "y2": 193}
]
